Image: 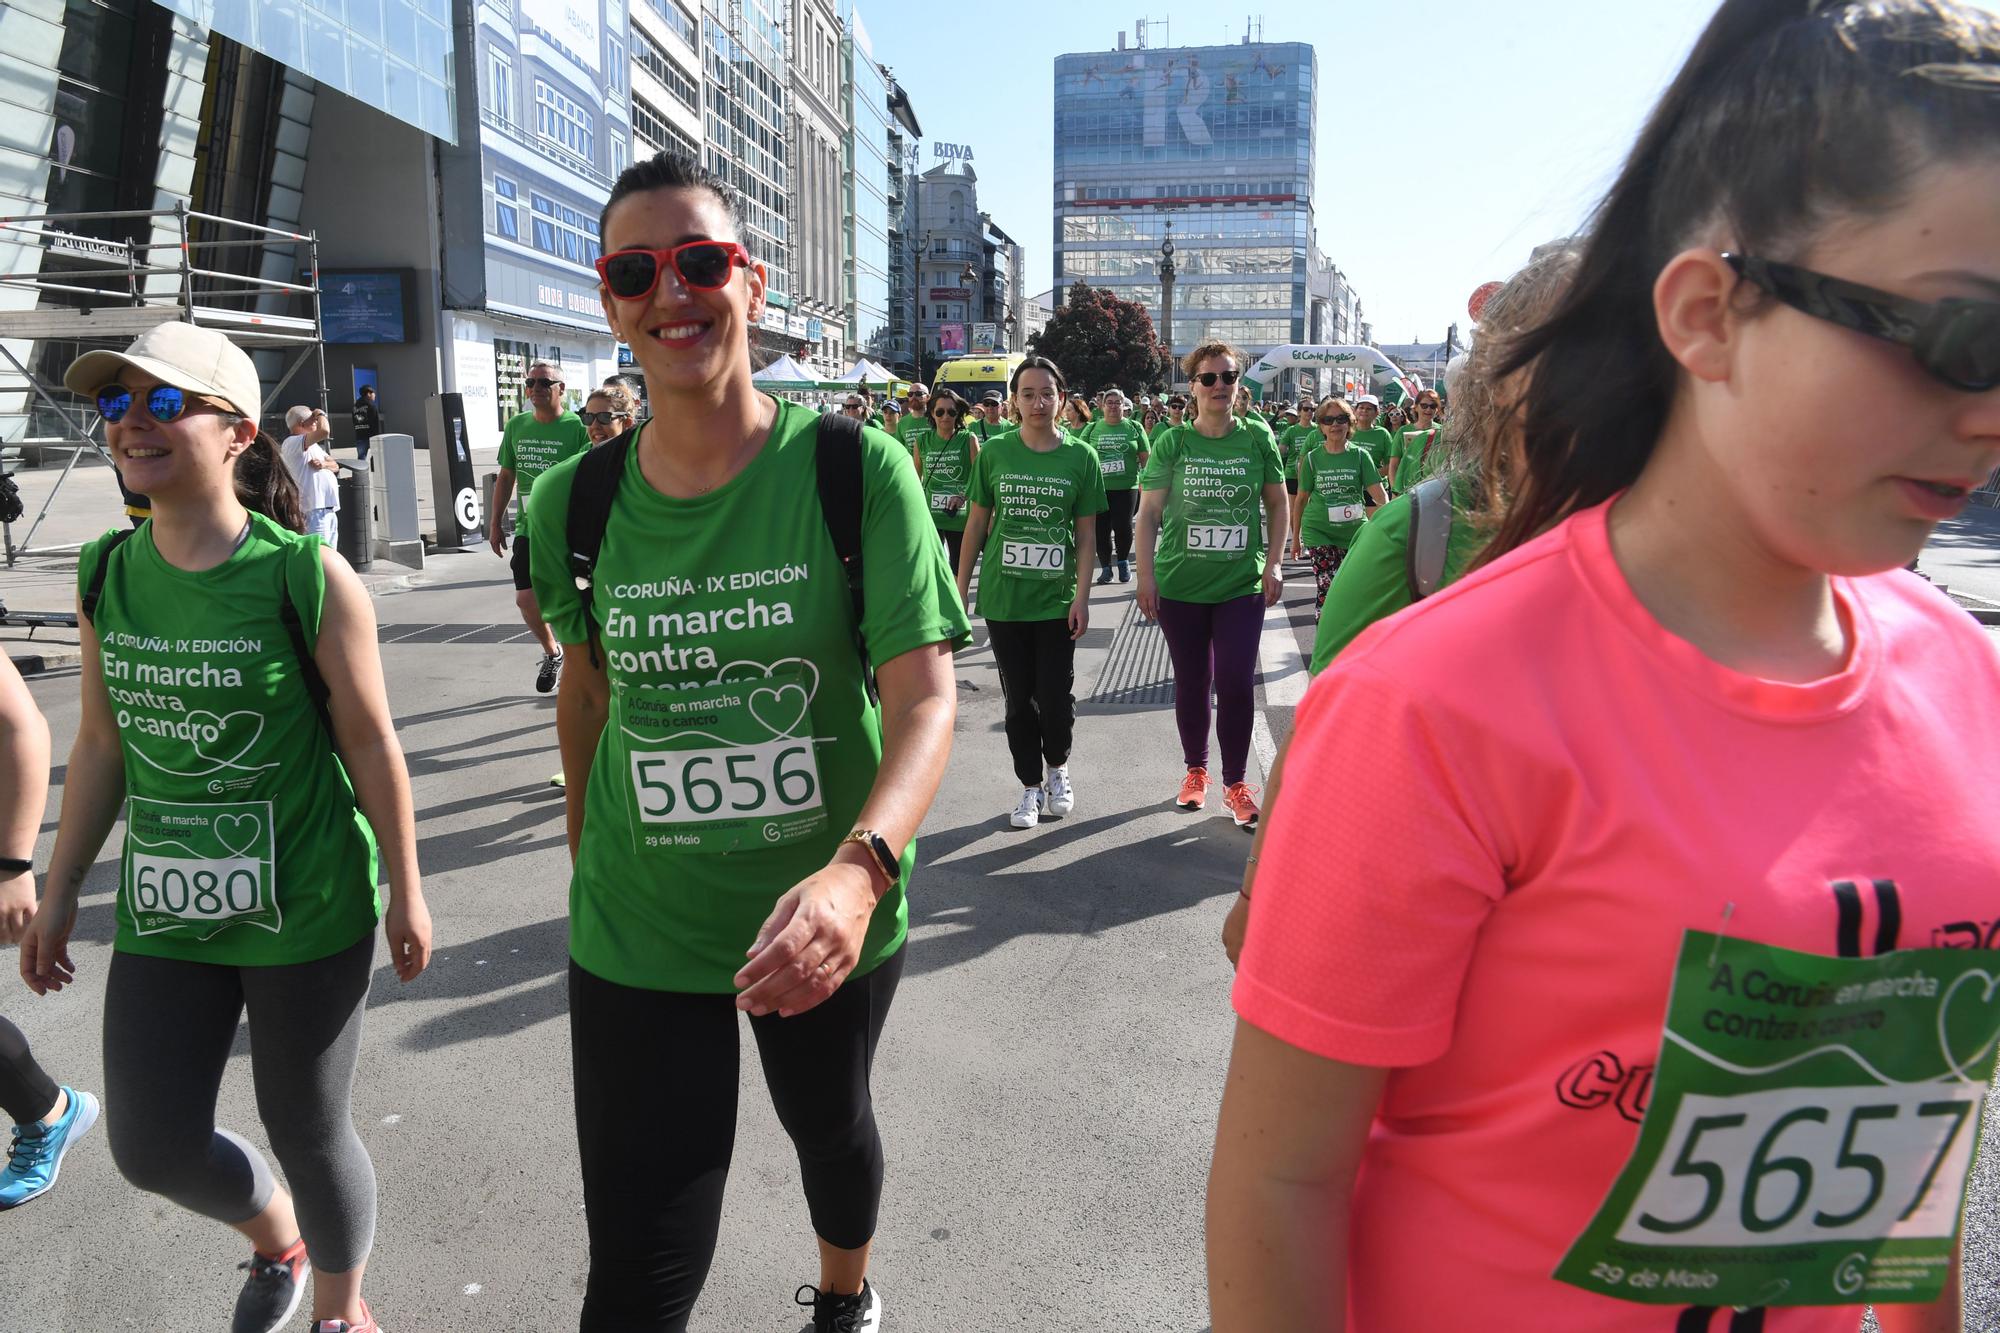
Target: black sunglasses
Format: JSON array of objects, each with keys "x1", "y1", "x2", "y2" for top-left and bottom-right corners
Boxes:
[
  {"x1": 1723, "y1": 253, "x2": 2000, "y2": 393},
  {"x1": 524, "y1": 376, "x2": 560, "y2": 389},
  {"x1": 933, "y1": 407, "x2": 961, "y2": 418},
  {"x1": 843, "y1": 402, "x2": 865, "y2": 410},
  {"x1": 97, "y1": 384, "x2": 226, "y2": 424},
  {"x1": 1193, "y1": 370, "x2": 1241, "y2": 387},
  {"x1": 1318, "y1": 415, "x2": 1352, "y2": 427},
  {"x1": 579, "y1": 410, "x2": 627, "y2": 427}
]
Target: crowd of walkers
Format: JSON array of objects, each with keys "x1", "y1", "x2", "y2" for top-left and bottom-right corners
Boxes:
[{"x1": 5, "y1": 1, "x2": 2000, "y2": 1330}]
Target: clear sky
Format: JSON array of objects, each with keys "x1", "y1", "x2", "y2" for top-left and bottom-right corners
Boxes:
[{"x1": 855, "y1": 0, "x2": 1998, "y2": 344}]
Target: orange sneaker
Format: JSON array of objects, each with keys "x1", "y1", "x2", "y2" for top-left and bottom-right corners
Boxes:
[
  {"x1": 1176, "y1": 766, "x2": 1211, "y2": 811},
  {"x1": 1223, "y1": 782, "x2": 1261, "y2": 829}
]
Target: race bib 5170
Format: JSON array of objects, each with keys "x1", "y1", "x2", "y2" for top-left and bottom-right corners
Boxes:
[{"x1": 1554, "y1": 930, "x2": 2000, "y2": 1308}]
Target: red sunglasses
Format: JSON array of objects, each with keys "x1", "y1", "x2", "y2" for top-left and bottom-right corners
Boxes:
[{"x1": 595, "y1": 240, "x2": 752, "y2": 300}]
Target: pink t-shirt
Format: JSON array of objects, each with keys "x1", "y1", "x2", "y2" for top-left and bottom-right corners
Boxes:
[{"x1": 1234, "y1": 498, "x2": 2000, "y2": 1331}]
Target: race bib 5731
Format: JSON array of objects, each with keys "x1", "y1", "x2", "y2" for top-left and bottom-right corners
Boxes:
[{"x1": 1554, "y1": 930, "x2": 2000, "y2": 1308}]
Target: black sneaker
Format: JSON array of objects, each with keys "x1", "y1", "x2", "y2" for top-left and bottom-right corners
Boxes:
[
  {"x1": 795, "y1": 1280, "x2": 882, "y2": 1332},
  {"x1": 232, "y1": 1238, "x2": 308, "y2": 1333},
  {"x1": 534, "y1": 649, "x2": 562, "y2": 694}
]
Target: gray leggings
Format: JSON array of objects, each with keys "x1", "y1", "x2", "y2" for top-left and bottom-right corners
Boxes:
[{"x1": 102, "y1": 932, "x2": 377, "y2": 1272}]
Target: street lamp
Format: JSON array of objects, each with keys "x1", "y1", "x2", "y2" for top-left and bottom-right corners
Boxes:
[{"x1": 1158, "y1": 219, "x2": 1177, "y2": 393}]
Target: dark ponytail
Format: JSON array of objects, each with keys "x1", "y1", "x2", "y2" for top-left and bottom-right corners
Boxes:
[
  {"x1": 238, "y1": 431, "x2": 307, "y2": 533},
  {"x1": 1485, "y1": 0, "x2": 2000, "y2": 561}
]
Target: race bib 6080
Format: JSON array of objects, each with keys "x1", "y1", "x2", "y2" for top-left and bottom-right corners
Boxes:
[{"x1": 124, "y1": 796, "x2": 280, "y2": 938}]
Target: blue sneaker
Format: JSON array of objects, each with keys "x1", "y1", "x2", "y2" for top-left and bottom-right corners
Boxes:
[{"x1": 0, "y1": 1086, "x2": 99, "y2": 1209}]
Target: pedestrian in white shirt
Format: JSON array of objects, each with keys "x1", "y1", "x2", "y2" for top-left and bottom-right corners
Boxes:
[{"x1": 281, "y1": 406, "x2": 340, "y2": 545}]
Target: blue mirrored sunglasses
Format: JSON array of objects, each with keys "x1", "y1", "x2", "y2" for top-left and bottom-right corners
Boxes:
[{"x1": 96, "y1": 384, "x2": 213, "y2": 424}]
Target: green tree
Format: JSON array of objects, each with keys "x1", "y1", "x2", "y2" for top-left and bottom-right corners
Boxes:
[{"x1": 1027, "y1": 281, "x2": 1171, "y2": 396}]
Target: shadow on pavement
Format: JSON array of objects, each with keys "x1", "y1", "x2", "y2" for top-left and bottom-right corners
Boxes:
[{"x1": 903, "y1": 804, "x2": 1247, "y2": 978}]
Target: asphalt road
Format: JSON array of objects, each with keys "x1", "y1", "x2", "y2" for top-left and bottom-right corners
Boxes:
[{"x1": 11, "y1": 548, "x2": 2000, "y2": 1332}]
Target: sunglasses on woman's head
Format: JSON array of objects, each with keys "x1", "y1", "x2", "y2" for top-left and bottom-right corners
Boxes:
[
  {"x1": 595, "y1": 240, "x2": 754, "y2": 301},
  {"x1": 1193, "y1": 370, "x2": 1241, "y2": 387},
  {"x1": 1722, "y1": 252, "x2": 2000, "y2": 392},
  {"x1": 97, "y1": 384, "x2": 226, "y2": 424},
  {"x1": 579, "y1": 411, "x2": 627, "y2": 427}
]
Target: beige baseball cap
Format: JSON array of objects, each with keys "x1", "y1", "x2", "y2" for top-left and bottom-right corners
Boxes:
[{"x1": 63, "y1": 322, "x2": 262, "y2": 424}]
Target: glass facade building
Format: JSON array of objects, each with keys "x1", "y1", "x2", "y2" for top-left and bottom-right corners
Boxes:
[
  {"x1": 1052, "y1": 41, "x2": 1314, "y2": 364},
  {"x1": 841, "y1": 10, "x2": 892, "y2": 364},
  {"x1": 701, "y1": 0, "x2": 790, "y2": 306},
  {"x1": 156, "y1": 0, "x2": 457, "y2": 139}
]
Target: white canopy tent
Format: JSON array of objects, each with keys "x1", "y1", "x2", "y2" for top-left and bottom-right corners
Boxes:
[
  {"x1": 834, "y1": 359, "x2": 898, "y2": 384},
  {"x1": 752, "y1": 354, "x2": 816, "y2": 383}
]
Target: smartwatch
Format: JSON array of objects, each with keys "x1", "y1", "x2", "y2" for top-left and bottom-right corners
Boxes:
[
  {"x1": 841, "y1": 829, "x2": 900, "y2": 889},
  {"x1": 0, "y1": 856, "x2": 31, "y2": 875}
]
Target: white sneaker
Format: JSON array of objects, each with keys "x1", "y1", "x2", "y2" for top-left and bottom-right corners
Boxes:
[
  {"x1": 1009, "y1": 786, "x2": 1044, "y2": 829},
  {"x1": 1043, "y1": 764, "x2": 1074, "y2": 817}
]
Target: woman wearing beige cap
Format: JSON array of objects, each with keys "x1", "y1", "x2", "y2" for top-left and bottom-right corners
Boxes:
[{"x1": 21, "y1": 322, "x2": 432, "y2": 1333}]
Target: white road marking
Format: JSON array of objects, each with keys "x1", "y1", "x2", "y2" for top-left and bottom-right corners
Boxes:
[
  {"x1": 1258, "y1": 605, "x2": 1309, "y2": 708},
  {"x1": 1251, "y1": 710, "x2": 1278, "y2": 776}
]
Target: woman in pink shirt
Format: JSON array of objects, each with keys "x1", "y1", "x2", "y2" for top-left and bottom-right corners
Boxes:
[{"x1": 1209, "y1": 1, "x2": 2000, "y2": 1330}]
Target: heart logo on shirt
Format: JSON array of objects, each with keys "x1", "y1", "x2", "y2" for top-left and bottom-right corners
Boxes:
[
  {"x1": 1937, "y1": 969, "x2": 2000, "y2": 1082},
  {"x1": 1218, "y1": 484, "x2": 1250, "y2": 507},
  {"x1": 212, "y1": 812, "x2": 264, "y2": 858},
  {"x1": 184, "y1": 710, "x2": 266, "y2": 770},
  {"x1": 748, "y1": 683, "x2": 811, "y2": 740}
]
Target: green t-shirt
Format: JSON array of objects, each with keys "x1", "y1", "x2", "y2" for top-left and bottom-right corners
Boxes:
[
  {"x1": 1278, "y1": 423, "x2": 1317, "y2": 475},
  {"x1": 971, "y1": 417, "x2": 1010, "y2": 442},
  {"x1": 526, "y1": 399, "x2": 971, "y2": 992},
  {"x1": 78, "y1": 515, "x2": 380, "y2": 966},
  {"x1": 1388, "y1": 423, "x2": 1444, "y2": 491},
  {"x1": 1351, "y1": 424, "x2": 1395, "y2": 460},
  {"x1": 498, "y1": 410, "x2": 591, "y2": 507},
  {"x1": 1137, "y1": 422, "x2": 1284, "y2": 604},
  {"x1": 1310, "y1": 473, "x2": 1487, "y2": 673},
  {"x1": 893, "y1": 413, "x2": 928, "y2": 456},
  {"x1": 866, "y1": 413, "x2": 885, "y2": 430},
  {"x1": 915, "y1": 427, "x2": 977, "y2": 532},
  {"x1": 1082, "y1": 418, "x2": 1147, "y2": 492},
  {"x1": 966, "y1": 431, "x2": 1108, "y2": 623},
  {"x1": 1295, "y1": 444, "x2": 1382, "y2": 550}
]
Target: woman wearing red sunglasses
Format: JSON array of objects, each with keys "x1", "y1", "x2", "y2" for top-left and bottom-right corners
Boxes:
[{"x1": 531, "y1": 152, "x2": 969, "y2": 1333}]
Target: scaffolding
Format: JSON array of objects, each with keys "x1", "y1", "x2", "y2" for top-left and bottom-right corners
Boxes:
[{"x1": 0, "y1": 201, "x2": 325, "y2": 566}]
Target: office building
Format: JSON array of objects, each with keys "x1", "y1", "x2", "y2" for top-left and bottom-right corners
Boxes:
[
  {"x1": 914, "y1": 163, "x2": 1023, "y2": 362},
  {"x1": 843, "y1": 11, "x2": 900, "y2": 371},
  {"x1": 1053, "y1": 35, "x2": 1333, "y2": 393},
  {"x1": 435, "y1": 0, "x2": 636, "y2": 445},
  {"x1": 629, "y1": 0, "x2": 705, "y2": 162},
  {"x1": 0, "y1": 0, "x2": 462, "y2": 456},
  {"x1": 788, "y1": 0, "x2": 846, "y2": 374}
]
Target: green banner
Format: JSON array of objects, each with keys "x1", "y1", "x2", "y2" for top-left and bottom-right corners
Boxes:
[{"x1": 1555, "y1": 930, "x2": 2000, "y2": 1308}]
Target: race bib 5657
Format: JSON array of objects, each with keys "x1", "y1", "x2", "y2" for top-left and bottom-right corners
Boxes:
[{"x1": 1555, "y1": 930, "x2": 2000, "y2": 1308}]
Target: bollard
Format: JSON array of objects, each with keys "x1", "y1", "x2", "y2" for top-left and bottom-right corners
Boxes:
[{"x1": 337, "y1": 460, "x2": 374, "y2": 571}]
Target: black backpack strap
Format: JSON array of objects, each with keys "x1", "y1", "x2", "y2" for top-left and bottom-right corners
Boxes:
[
  {"x1": 280, "y1": 540, "x2": 333, "y2": 734},
  {"x1": 564, "y1": 427, "x2": 638, "y2": 669},
  {"x1": 80, "y1": 528, "x2": 136, "y2": 623},
  {"x1": 814, "y1": 413, "x2": 875, "y2": 706}
]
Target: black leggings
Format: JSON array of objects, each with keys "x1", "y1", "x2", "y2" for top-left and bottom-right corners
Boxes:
[
  {"x1": 0, "y1": 1015, "x2": 59, "y2": 1125},
  {"x1": 1095, "y1": 489, "x2": 1136, "y2": 566},
  {"x1": 570, "y1": 946, "x2": 904, "y2": 1332},
  {"x1": 985, "y1": 617, "x2": 1077, "y2": 788},
  {"x1": 939, "y1": 527, "x2": 964, "y2": 575}
]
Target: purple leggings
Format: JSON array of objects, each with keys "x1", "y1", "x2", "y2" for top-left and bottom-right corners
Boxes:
[{"x1": 1154, "y1": 593, "x2": 1264, "y2": 786}]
